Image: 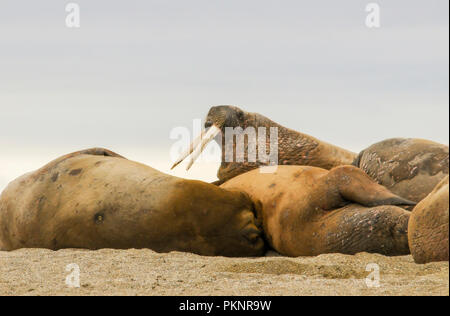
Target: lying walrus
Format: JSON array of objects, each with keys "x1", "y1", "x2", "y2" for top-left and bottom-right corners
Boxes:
[
  {"x1": 0, "y1": 148, "x2": 265, "y2": 257},
  {"x1": 408, "y1": 176, "x2": 449, "y2": 264},
  {"x1": 353, "y1": 138, "x2": 449, "y2": 203},
  {"x1": 172, "y1": 105, "x2": 357, "y2": 184},
  {"x1": 221, "y1": 165, "x2": 415, "y2": 257}
]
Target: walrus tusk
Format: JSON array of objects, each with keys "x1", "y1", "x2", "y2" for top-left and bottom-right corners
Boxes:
[
  {"x1": 171, "y1": 129, "x2": 205, "y2": 170},
  {"x1": 171, "y1": 125, "x2": 221, "y2": 170},
  {"x1": 186, "y1": 125, "x2": 221, "y2": 171}
]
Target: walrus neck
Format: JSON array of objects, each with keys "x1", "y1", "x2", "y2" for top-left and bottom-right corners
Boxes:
[{"x1": 247, "y1": 112, "x2": 357, "y2": 169}]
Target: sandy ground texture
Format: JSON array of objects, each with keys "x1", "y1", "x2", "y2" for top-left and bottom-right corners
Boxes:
[{"x1": 0, "y1": 248, "x2": 448, "y2": 296}]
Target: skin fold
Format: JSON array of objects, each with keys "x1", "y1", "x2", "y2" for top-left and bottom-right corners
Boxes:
[
  {"x1": 0, "y1": 148, "x2": 264, "y2": 257},
  {"x1": 221, "y1": 165, "x2": 415, "y2": 257}
]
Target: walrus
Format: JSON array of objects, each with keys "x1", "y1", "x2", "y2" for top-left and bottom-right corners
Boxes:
[
  {"x1": 0, "y1": 148, "x2": 265, "y2": 257},
  {"x1": 172, "y1": 105, "x2": 357, "y2": 184},
  {"x1": 220, "y1": 165, "x2": 415, "y2": 257},
  {"x1": 353, "y1": 138, "x2": 449, "y2": 203},
  {"x1": 408, "y1": 176, "x2": 449, "y2": 264},
  {"x1": 172, "y1": 106, "x2": 449, "y2": 203}
]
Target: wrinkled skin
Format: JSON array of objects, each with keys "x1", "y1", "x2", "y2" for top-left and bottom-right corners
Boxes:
[
  {"x1": 353, "y1": 138, "x2": 449, "y2": 203},
  {"x1": 204, "y1": 105, "x2": 357, "y2": 184},
  {"x1": 221, "y1": 165, "x2": 415, "y2": 257},
  {"x1": 0, "y1": 148, "x2": 264, "y2": 257},
  {"x1": 408, "y1": 176, "x2": 449, "y2": 264}
]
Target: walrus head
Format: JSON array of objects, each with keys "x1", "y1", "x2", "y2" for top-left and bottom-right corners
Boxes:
[
  {"x1": 170, "y1": 181, "x2": 266, "y2": 256},
  {"x1": 172, "y1": 105, "x2": 357, "y2": 184},
  {"x1": 210, "y1": 191, "x2": 266, "y2": 257},
  {"x1": 171, "y1": 105, "x2": 250, "y2": 171},
  {"x1": 204, "y1": 105, "x2": 247, "y2": 130}
]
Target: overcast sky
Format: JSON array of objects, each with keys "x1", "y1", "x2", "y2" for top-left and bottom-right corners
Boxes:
[{"x1": 0, "y1": 0, "x2": 448, "y2": 190}]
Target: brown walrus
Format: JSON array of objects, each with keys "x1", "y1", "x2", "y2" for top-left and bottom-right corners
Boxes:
[
  {"x1": 353, "y1": 138, "x2": 449, "y2": 203},
  {"x1": 172, "y1": 105, "x2": 357, "y2": 184},
  {"x1": 408, "y1": 176, "x2": 449, "y2": 264},
  {"x1": 0, "y1": 148, "x2": 264, "y2": 257},
  {"x1": 221, "y1": 165, "x2": 415, "y2": 257}
]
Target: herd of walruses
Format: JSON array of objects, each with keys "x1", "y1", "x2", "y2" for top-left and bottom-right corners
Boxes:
[{"x1": 0, "y1": 106, "x2": 448, "y2": 264}]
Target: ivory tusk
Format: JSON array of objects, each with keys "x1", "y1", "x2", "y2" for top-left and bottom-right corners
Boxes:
[
  {"x1": 171, "y1": 129, "x2": 206, "y2": 170},
  {"x1": 186, "y1": 125, "x2": 221, "y2": 171}
]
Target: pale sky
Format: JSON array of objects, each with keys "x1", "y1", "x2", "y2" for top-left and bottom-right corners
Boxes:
[{"x1": 0, "y1": 0, "x2": 449, "y2": 191}]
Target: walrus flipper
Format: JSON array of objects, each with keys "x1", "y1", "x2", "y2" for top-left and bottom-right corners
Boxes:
[{"x1": 327, "y1": 166, "x2": 416, "y2": 207}]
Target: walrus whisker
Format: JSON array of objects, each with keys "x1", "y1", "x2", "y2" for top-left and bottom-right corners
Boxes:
[{"x1": 186, "y1": 125, "x2": 221, "y2": 170}]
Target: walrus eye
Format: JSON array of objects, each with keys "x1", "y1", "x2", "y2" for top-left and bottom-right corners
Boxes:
[
  {"x1": 236, "y1": 110, "x2": 244, "y2": 121},
  {"x1": 171, "y1": 125, "x2": 221, "y2": 171}
]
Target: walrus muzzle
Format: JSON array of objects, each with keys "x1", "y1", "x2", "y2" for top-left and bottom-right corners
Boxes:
[{"x1": 171, "y1": 125, "x2": 221, "y2": 170}]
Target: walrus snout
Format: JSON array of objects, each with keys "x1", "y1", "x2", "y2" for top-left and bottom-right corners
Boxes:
[
  {"x1": 239, "y1": 224, "x2": 265, "y2": 256},
  {"x1": 234, "y1": 197, "x2": 266, "y2": 253},
  {"x1": 242, "y1": 226, "x2": 263, "y2": 244}
]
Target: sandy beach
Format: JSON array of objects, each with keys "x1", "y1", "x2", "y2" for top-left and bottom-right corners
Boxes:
[{"x1": 0, "y1": 249, "x2": 448, "y2": 296}]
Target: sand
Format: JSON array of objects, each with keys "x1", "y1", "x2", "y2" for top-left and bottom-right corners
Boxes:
[{"x1": 0, "y1": 249, "x2": 448, "y2": 296}]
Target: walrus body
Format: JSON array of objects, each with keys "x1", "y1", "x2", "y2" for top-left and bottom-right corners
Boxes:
[
  {"x1": 221, "y1": 165, "x2": 414, "y2": 257},
  {"x1": 353, "y1": 138, "x2": 449, "y2": 203},
  {"x1": 0, "y1": 149, "x2": 264, "y2": 257},
  {"x1": 172, "y1": 105, "x2": 357, "y2": 184},
  {"x1": 408, "y1": 176, "x2": 449, "y2": 264}
]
